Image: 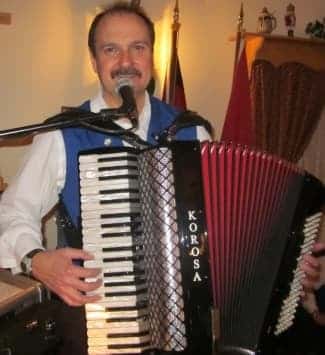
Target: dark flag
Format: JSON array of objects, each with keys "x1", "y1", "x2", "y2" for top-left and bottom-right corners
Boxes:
[
  {"x1": 162, "y1": 0, "x2": 187, "y2": 110},
  {"x1": 221, "y1": 3, "x2": 255, "y2": 147}
]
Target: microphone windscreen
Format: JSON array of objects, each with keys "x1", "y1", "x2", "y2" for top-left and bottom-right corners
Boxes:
[{"x1": 115, "y1": 77, "x2": 133, "y2": 94}]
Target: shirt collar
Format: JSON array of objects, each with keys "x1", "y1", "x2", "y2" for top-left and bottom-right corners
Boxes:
[{"x1": 89, "y1": 89, "x2": 151, "y2": 141}]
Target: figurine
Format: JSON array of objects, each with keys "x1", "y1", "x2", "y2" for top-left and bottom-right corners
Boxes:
[
  {"x1": 305, "y1": 18, "x2": 325, "y2": 39},
  {"x1": 284, "y1": 3, "x2": 296, "y2": 37},
  {"x1": 257, "y1": 7, "x2": 277, "y2": 34}
]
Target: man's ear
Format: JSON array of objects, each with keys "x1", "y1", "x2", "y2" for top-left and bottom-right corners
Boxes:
[{"x1": 89, "y1": 51, "x2": 98, "y2": 74}]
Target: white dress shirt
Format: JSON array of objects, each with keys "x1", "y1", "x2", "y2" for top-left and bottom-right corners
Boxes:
[{"x1": 0, "y1": 91, "x2": 210, "y2": 272}]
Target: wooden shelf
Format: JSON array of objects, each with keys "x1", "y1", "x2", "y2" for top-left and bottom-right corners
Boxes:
[
  {"x1": 231, "y1": 31, "x2": 325, "y2": 75},
  {"x1": 230, "y1": 31, "x2": 325, "y2": 46},
  {"x1": 243, "y1": 31, "x2": 325, "y2": 46}
]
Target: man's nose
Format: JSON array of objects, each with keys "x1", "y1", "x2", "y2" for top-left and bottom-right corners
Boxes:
[{"x1": 118, "y1": 48, "x2": 133, "y2": 67}]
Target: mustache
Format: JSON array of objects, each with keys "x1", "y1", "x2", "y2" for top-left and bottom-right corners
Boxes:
[{"x1": 111, "y1": 67, "x2": 141, "y2": 79}]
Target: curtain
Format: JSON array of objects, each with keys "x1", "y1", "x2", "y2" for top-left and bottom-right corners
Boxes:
[{"x1": 250, "y1": 59, "x2": 325, "y2": 163}]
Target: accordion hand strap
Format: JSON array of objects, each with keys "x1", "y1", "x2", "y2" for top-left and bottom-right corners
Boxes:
[{"x1": 156, "y1": 110, "x2": 213, "y2": 143}]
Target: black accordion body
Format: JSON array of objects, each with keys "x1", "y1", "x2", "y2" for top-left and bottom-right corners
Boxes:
[{"x1": 78, "y1": 141, "x2": 324, "y2": 355}]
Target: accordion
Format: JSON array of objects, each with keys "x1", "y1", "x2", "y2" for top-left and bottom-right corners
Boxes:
[{"x1": 79, "y1": 141, "x2": 324, "y2": 355}]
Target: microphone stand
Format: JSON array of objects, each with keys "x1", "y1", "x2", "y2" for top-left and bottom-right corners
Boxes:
[
  {"x1": 0, "y1": 98, "x2": 212, "y2": 147},
  {"x1": 0, "y1": 96, "x2": 140, "y2": 138}
]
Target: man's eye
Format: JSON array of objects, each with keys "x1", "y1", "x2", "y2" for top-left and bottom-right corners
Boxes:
[
  {"x1": 103, "y1": 46, "x2": 119, "y2": 56},
  {"x1": 134, "y1": 44, "x2": 145, "y2": 51},
  {"x1": 130, "y1": 43, "x2": 149, "y2": 56}
]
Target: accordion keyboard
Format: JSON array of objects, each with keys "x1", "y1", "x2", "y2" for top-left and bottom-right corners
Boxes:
[{"x1": 79, "y1": 150, "x2": 150, "y2": 355}]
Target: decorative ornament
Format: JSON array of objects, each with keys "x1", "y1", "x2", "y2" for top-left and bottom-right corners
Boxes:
[
  {"x1": 257, "y1": 7, "x2": 277, "y2": 34},
  {"x1": 305, "y1": 18, "x2": 325, "y2": 40},
  {"x1": 284, "y1": 3, "x2": 296, "y2": 37}
]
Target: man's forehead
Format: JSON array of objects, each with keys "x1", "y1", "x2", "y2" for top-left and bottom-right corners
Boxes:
[{"x1": 96, "y1": 13, "x2": 151, "y2": 39}]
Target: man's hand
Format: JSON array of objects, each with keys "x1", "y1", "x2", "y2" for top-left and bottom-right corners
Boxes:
[
  {"x1": 312, "y1": 311, "x2": 325, "y2": 326},
  {"x1": 300, "y1": 242, "x2": 325, "y2": 326},
  {"x1": 31, "y1": 248, "x2": 102, "y2": 306},
  {"x1": 301, "y1": 242, "x2": 325, "y2": 298}
]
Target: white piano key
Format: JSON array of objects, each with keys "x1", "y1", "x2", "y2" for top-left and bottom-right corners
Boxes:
[
  {"x1": 81, "y1": 202, "x2": 140, "y2": 213},
  {"x1": 80, "y1": 178, "x2": 138, "y2": 190},
  {"x1": 86, "y1": 298, "x2": 145, "y2": 309},
  {"x1": 87, "y1": 283, "x2": 147, "y2": 296},
  {"x1": 82, "y1": 225, "x2": 133, "y2": 237},
  {"x1": 87, "y1": 318, "x2": 149, "y2": 331},
  {"x1": 85, "y1": 275, "x2": 144, "y2": 290},
  {"x1": 85, "y1": 308, "x2": 148, "y2": 321},
  {"x1": 87, "y1": 333, "x2": 151, "y2": 346},
  {"x1": 79, "y1": 159, "x2": 138, "y2": 170},
  {"x1": 84, "y1": 239, "x2": 137, "y2": 248},
  {"x1": 82, "y1": 215, "x2": 135, "y2": 227},
  {"x1": 87, "y1": 345, "x2": 150, "y2": 354},
  {"x1": 86, "y1": 293, "x2": 147, "y2": 308},
  {"x1": 83, "y1": 236, "x2": 135, "y2": 247},
  {"x1": 85, "y1": 260, "x2": 141, "y2": 271},
  {"x1": 81, "y1": 192, "x2": 139, "y2": 203},
  {"x1": 88, "y1": 335, "x2": 150, "y2": 347},
  {"x1": 80, "y1": 167, "x2": 139, "y2": 180},
  {"x1": 89, "y1": 250, "x2": 143, "y2": 261},
  {"x1": 81, "y1": 210, "x2": 140, "y2": 222},
  {"x1": 80, "y1": 150, "x2": 137, "y2": 162}
]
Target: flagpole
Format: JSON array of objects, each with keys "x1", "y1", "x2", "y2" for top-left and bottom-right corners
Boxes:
[
  {"x1": 162, "y1": 0, "x2": 187, "y2": 109},
  {"x1": 233, "y1": 2, "x2": 244, "y2": 77},
  {"x1": 169, "y1": 0, "x2": 180, "y2": 103}
]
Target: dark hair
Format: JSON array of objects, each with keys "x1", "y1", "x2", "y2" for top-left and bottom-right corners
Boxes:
[{"x1": 88, "y1": 1, "x2": 155, "y2": 57}]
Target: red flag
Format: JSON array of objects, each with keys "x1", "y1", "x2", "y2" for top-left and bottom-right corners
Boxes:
[
  {"x1": 162, "y1": 2, "x2": 187, "y2": 110},
  {"x1": 221, "y1": 45, "x2": 255, "y2": 147}
]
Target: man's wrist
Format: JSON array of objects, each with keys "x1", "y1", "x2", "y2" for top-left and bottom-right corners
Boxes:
[{"x1": 20, "y1": 249, "x2": 44, "y2": 276}]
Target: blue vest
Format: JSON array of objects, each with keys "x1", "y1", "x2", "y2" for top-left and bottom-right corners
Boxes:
[{"x1": 59, "y1": 96, "x2": 196, "y2": 244}]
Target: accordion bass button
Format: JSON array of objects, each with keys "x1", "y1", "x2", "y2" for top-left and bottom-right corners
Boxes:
[
  {"x1": 44, "y1": 319, "x2": 56, "y2": 332},
  {"x1": 25, "y1": 319, "x2": 39, "y2": 331}
]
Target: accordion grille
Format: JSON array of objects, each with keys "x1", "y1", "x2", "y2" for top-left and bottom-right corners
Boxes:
[{"x1": 138, "y1": 147, "x2": 186, "y2": 351}]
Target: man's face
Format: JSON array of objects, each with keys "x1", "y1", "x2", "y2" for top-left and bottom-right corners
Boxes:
[{"x1": 90, "y1": 12, "x2": 153, "y2": 108}]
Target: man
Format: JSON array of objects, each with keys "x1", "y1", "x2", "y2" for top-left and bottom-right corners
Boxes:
[
  {"x1": 0, "y1": 1, "x2": 323, "y2": 354},
  {"x1": 0, "y1": 1, "x2": 209, "y2": 302},
  {"x1": 0, "y1": 2, "x2": 210, "y2": 354}
]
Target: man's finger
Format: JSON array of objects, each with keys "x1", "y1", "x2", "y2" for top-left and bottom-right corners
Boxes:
[
  {"x1": 61, "y1": 247, "x2": 95, "y2": 261},
  {"x1": 303, "y1": 254, "x2": 321, "y2": 269},
  {"x1": 312, "y1": 242, "x2": 325, "y2": 257},
  {"x1": 68, "y1": 264, "x2": 102, "y2": 278},
  {"x1": 61, "y1": 287, "x2": 102, "y2": 306},
  {"x1": 67, "y1": 276, "x2": 102, "y2": 293}
]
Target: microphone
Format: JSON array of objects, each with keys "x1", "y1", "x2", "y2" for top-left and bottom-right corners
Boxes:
[{"x1": 115, "y1": 78, "x2": 138, "y2": 128}]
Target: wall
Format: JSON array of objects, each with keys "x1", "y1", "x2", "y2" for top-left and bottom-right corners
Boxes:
[{"x1": 0, "y1": 0, "x2": 324, "y2": 247}]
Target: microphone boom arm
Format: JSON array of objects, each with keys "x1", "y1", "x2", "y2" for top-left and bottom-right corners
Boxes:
[{"x1": 0, "y1": 100, "x2": 138, "y2": 139}]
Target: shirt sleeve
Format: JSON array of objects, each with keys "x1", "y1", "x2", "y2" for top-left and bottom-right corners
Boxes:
[
  {"x1": 196, "y1": 126, "x2": 212, "y2": 142},
  {"x1": 0, "y1": 130, "x2": 66, "y2": 272}
]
